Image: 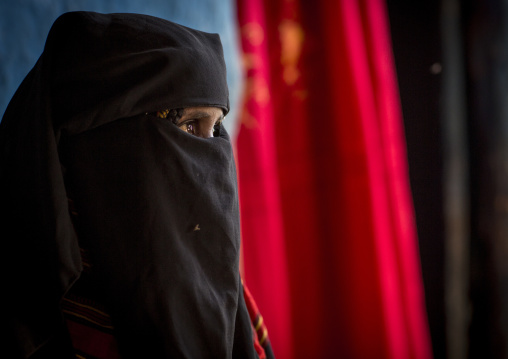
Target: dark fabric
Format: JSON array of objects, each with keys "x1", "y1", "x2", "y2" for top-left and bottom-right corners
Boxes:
[
  {"x1": 232, "y1": 286, "x2": 262, "y2": 359},
  {"x1": 385, "y1": 1, "x2": 445, "y2": 357},
  {"x1": 463, "y1": 1, "x2": 508, "y2": 356},
  {"x1": 1, "y1": 11, "x2": 257, "y2": 359}
]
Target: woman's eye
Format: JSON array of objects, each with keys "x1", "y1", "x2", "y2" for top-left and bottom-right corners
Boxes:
[
  {"x1": 178, "y1": 121, "x2": 197, "y2": 135},
  {"x1": 175, "y1": 112, "x2": 223, "y2": 138},
  {"x1": 185, "y1": 122, "x2": 196, "y2": 134}
]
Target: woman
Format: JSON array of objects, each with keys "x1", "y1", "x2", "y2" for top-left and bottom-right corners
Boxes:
[{"x1": 1, "y1": 11, "x2": 272, "y2": 358}]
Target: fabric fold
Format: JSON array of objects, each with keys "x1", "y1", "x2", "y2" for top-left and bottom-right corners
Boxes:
[{"x1": 1, "y1": 11, "x2": 256, "y2": 358}]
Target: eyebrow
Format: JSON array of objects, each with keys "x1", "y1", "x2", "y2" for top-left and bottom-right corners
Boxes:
[
  {"x1": 185, "y1": 111, "x2": 211, "y2": 119},
  {"x1": 182, "y1": 111, "x2": 224, "y2": 122}
]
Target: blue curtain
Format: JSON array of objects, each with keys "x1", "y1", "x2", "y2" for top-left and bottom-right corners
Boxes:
[{"x1": 0, "y1": 0, "x2": 243, "y2": 134}]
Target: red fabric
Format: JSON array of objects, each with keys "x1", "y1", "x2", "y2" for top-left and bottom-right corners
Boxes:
[
  {"x1": 235, "y1": 0, "x2": 432, "y2": 358},
  {"x1": 66, "y1": 320, "x2": 120, "y2": 359},
  {"x1": 243, "y1": 283, "x2": 268, "y2": 359},
  {"x1": 235, "y1": 0, "x2": 293, "y2": 358}
]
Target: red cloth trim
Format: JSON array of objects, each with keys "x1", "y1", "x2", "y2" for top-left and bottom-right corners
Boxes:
[
  {"x1": 66, "y1": 319, "x2": 121, "y2": 359},
  {"x1": 243, "y1": 283, "x2": 268, "y2": 359}
]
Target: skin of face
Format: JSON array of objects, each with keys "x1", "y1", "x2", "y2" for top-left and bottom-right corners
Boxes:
[{"x1": 176, "y1": 106, "x2": 224, "y2": 138}]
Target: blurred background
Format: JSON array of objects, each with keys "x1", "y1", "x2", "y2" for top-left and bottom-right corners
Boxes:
[{"x1": 1, "y1": 0, "x2": 507, "y2": 358}]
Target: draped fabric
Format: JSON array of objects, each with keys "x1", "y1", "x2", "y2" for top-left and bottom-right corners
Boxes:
[
  {"x1": 461, "y1": 1, "x2": 508, "y2": 356},
  {"x1": 0, "y1": 2, "x2": 435, "y2": 358},
  {"x1": 389, "y1": 1, "x2": 508, "y2": 357},
  {"x1": 236, "y1": 1, "x2": 293, "y2": 358},
  {"x1": 0, "y1": 0, "x2": 243, "y2": 136},
  {"x1": 235, "y1": 0, "x2": 432, "y2": 358},
  {"x1": 1, "y1": 12, "x2": 258, "y2": 358},
  {"x1": 386, "y1": 2, "x2": 446, "y2": 357}
]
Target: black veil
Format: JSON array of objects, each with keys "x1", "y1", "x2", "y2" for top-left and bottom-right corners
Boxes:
[{"x1": 1, "y1": 11, "x2": 256, "y2": 358}]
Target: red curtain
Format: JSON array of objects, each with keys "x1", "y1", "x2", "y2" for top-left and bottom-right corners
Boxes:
[{"x1": 235, "y1": 0, "x2": 432, "y2": 358}]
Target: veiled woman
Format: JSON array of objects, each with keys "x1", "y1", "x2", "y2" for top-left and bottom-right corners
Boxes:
[{"x1": 1, "y1": 11, "x2": 273, "y2": 359}]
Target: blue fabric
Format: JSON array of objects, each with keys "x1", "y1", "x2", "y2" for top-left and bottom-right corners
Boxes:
[{"x1": 0, "y1": 0, "x2": 242, "y2": 134}]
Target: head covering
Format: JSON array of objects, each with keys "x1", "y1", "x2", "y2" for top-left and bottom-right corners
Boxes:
[{"x1": 1, "y1": 11, "x2": 257, "y2": 358}]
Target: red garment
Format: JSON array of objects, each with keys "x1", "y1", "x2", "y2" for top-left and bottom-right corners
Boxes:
[
  {"x1": 63, "y1": 284, "x2": 271, "y2": 359},
  {"x1": 243, "y1": 283, "x2": 273, "y2": 359},
  {"x1": 63, "y1": 294, "x2": 121, "y2": 359}
]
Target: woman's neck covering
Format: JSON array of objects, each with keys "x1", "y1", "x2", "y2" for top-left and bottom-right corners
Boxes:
[{"x1": 0, "y1": 11, "x2": 257, "y2": 358}]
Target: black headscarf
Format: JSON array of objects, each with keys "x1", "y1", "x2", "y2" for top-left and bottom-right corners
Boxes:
[{"x1": 1, "y1": 11, "x2": 257, "y2": 358}]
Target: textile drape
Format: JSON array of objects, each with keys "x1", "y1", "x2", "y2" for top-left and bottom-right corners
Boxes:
[
  {"x1": 235, "y1": 0, "x2": 432, "y2": 358},
  {"x1": 235, "y1": 0, "x2": 293, "y2": 358}
]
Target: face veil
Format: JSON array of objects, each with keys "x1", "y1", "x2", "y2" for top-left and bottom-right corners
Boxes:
[{"x1": 0, "y1": 11, "x2": 257, "y2": 358}]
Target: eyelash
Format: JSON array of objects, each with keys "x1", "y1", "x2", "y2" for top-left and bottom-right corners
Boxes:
[
  {"x1": 150, "y1": 110, "x2": 222, "y2": 138},
  {"x1": 180, "y1": 119, "x2": 222, "y2": 137}
]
